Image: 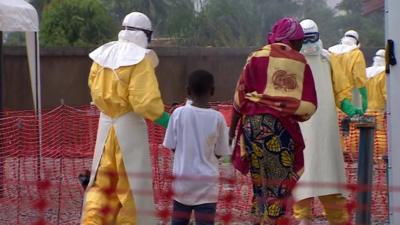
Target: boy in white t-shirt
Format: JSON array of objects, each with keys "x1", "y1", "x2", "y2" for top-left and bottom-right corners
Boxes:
[{"x1": 163, "y1": 70, "x2": 231, "y2": 225}]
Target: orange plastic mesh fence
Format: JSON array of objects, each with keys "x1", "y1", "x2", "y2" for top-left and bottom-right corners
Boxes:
[{"x1": 0, "y1": 104, "x2": 391, "y2": 224}]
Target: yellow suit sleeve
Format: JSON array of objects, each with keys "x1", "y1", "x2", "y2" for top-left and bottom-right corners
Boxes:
[
  {"x1": 128, "y1": 57, "x2": 164, "y2": 121},
  {"x1": 329, "y1": 55, "x2": 352, "y2": 108},
  {"x1": 88, "y1": 62, "x2": 99, "y2": 91},
  {"x1": 380, "y1": 73, "x2": 387, "y2": 103},
  {"x1": 352, "y1": 51, "x2": 367, "y2": 88}
]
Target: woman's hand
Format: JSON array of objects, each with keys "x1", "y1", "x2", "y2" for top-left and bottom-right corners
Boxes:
[
  {"x1": 229, "y1": 108, "x2": 241, "y2": 145},
  {"x1": 228, "y1": 127, "x2": 236, "y2": 146}
]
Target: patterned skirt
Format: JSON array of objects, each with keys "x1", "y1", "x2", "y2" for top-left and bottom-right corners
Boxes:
[{"x1": 242, "y1": 114, "x2": 298, "y2": 224}]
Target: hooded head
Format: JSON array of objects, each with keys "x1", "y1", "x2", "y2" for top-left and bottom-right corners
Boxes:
[
  {"x1": 341, "y1": 30, "x2": 359, "y2": 47},
  {"x1": 300, "y1": 19, "x2": 323, "y2": 56},
  {"x1": 118, "y1": 12, "x2": 153, "y2": 48},
  {"x1": 373, "y1": 49, "x2": 386, "y2": 67},
  {"x1": 89, "y1": 12, "x2": 158, "y2": 69},
  {"x1": 268, "y1": 17, "x2": 304, "y2": 51}
]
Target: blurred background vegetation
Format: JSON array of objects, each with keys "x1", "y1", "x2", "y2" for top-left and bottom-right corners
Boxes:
[{"x1": 3, "y1": 0, "x2": 384, "y2": 49}]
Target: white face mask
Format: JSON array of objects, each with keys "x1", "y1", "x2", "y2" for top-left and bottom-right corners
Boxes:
[
  {"x1": 118, "y1": 30, "x2": 148, "y2": 48},
  {"x1": 301, "y1": 40, "x2": 322, "y2": 56},
  {"x1": 341, "y1": 36, "x2": 358, "y2": 47}
]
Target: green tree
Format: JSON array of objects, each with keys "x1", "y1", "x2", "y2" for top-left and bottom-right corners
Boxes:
[
  {"x1": 30, "y1": 0, "x2": 52, "y2": 18},
  {"x1": 40, "y1": 0, "x2": 117, "y2": 47},
  {"x1": 99, "y1": 0, "x2": 170, "y2": 35},
  {"x1": 298, "y1": 0, "x2": 340, "y2": 47},
  {"x1": 164, "y1": 0, "x2": 197, "y2": 41},
  {"x1": 335, "y1": 0, "x2": 384, "y2": 49},
  {"x1": 172, "y1": 0, "x2": 301, "y2": 47}
]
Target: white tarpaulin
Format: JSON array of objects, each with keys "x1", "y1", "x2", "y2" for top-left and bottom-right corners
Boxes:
[
  {"x1": 386, "y1": 0, "x2": 400, "y2": 224},
  {"x1": 0, "y1": 0, "x2": 39, "y2": 32},
  {"x1": 0, "y1": 0, "x2": 41, "y2": 112}
]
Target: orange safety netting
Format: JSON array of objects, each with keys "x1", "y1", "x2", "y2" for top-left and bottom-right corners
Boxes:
[{"x1": 0, "y1": 104, "x2": 391, "y2": 224}]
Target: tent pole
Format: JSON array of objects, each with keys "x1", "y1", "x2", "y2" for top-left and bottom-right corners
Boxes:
[
  {"x1": 0, "y1": 31, "x2": 3, "y2": 197},
  {"x1": 0, "y1": 31, "x2": 2, "y2": 111},
  {"x1": 34, "y1": 32, "x2": 43, "y2": 181}
]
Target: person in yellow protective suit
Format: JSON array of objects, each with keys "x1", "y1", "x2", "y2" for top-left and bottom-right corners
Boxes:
[
  {"x1": 328, "y1": 30, "x2": 368, "y2": 116},
  {"x1": 366, "y1": 49, "x2": 387, "y2": 112},
  {"x1": 81, "y1": 12, "x2": 169, "y2": 225},
  {"x1": 366, "y1": 49, "x2": 387, "y2": 156},
  {"x1": 292, "y1": 19, "x2": 349, "y2": 225}
]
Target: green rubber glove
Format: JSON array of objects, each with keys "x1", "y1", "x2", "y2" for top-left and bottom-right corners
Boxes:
[
  {"x1": 154, "y1": 112, "x2": 170, "y2": 129},
  {"x1": 340, "y1": 99, "x2": 363, "y2": 117},
  {"x1": 359, "y1": 87, "x2": 368, "y2": 113}
]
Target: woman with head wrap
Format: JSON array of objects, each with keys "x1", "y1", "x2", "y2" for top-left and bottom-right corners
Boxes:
[
  {"x1": 81, "y1": 12, "x2": 169, "y2": 225},
  {"x1": 229, "y1": 17, "x2": 318, "y2": 224}
]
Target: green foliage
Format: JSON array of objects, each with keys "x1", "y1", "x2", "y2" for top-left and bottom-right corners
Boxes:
[
  {"x1": 99, "y1": 0, "x2": 170, "y2": 35},
  {"x1": 30, "y1": 0, "x2": 52, "y2": 18},
  {"x1": 298, "y1": 0, "x2": 340, "y2": 47},
  {"x1": 334, "y1": 0, "x2": 384, "y2": 48},
  {"x1": 35, "y1": 0, "x2": 384, "y2": 49},
  {"x1": 164, "y1": 0, "x2": 197, "y2": 40},
  {"x1": 171, "y1": 0, "x2": 300, "y2": 47},
  {"x1": 40, "y1": 0, "x2": 117, "y2": 47}
]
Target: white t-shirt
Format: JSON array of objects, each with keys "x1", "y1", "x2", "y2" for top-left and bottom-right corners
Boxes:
[{"x1": 163, "y1": 104, "x2": 231, "y2": 205}]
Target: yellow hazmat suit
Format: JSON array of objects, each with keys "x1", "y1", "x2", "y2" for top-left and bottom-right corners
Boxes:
[
  {"x1": 82, "y1": 56, "x2": 164, "y2": 225},
  {"x1": 82, "y1": 12, "x2": 167, "y2": 225},
  {"x1": 366, "y1": 49, "x2": 387, "y2": 156},
  {"x1": 366, "y1": 70, "x2": 386, "y2": 112},
  {"x1": 329, "y1": 31, "x2": 368, "y2": 156},
  {"x1": 329, "y1": 47, "x2": 367, "y2": 108}
]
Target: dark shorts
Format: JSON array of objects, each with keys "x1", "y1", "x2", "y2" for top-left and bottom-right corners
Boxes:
[{"x1": 171, "y1": 200, "x2": 217, "y2": 225}]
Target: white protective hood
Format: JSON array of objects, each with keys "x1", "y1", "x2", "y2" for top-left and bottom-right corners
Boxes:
[
  {"x1": 329, "y1": 31, "x2": 360, "y2": 55},
  {"x1": 328, "y1": 42, "x2": 359, "y2": 55},
  {"x1": 366, "y1": 49, "x2": 386, "y2": 79},
  {"x1": 89, "y1": 12, "x2": 158, "y2": 69},
  {"x1": 89, "y1": 39, "x2": 159, "y2": 70},
  {"x1": 366, "y1": 65, "x2": 385, "y2": 79}
]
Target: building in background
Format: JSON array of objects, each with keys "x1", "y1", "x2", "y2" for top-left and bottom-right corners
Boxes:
[
  {"x1": 362, "y1": 0, "x2": 384, "y2": 14},
  {"x1": 327, "y1": 0, "x2": 341, "y2": 8}
]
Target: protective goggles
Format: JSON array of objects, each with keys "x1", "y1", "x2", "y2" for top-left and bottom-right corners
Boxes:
[
  {"x1": 122, "y1": 26, "x2": 153, "y2": 43},
  {"x1": 303, "y1": 32, "x2": 320, "y2": 44}
]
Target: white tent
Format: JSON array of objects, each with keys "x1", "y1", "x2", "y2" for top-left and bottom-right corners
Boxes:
[
  {"x1": 0, "y1": 0, "x2": 41, "y2": 113},
  {"x1": 0, "y1": 0, "x2": 43, "y2": 178}
]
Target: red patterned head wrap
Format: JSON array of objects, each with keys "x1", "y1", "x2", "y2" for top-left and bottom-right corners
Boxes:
[{"x1": 268, "y1": 17, "x2": 304, "y2": 45}]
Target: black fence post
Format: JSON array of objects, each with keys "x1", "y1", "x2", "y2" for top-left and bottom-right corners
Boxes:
[{"x1": 355, "y1": 116, "x2": 376, "y2": 225}]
